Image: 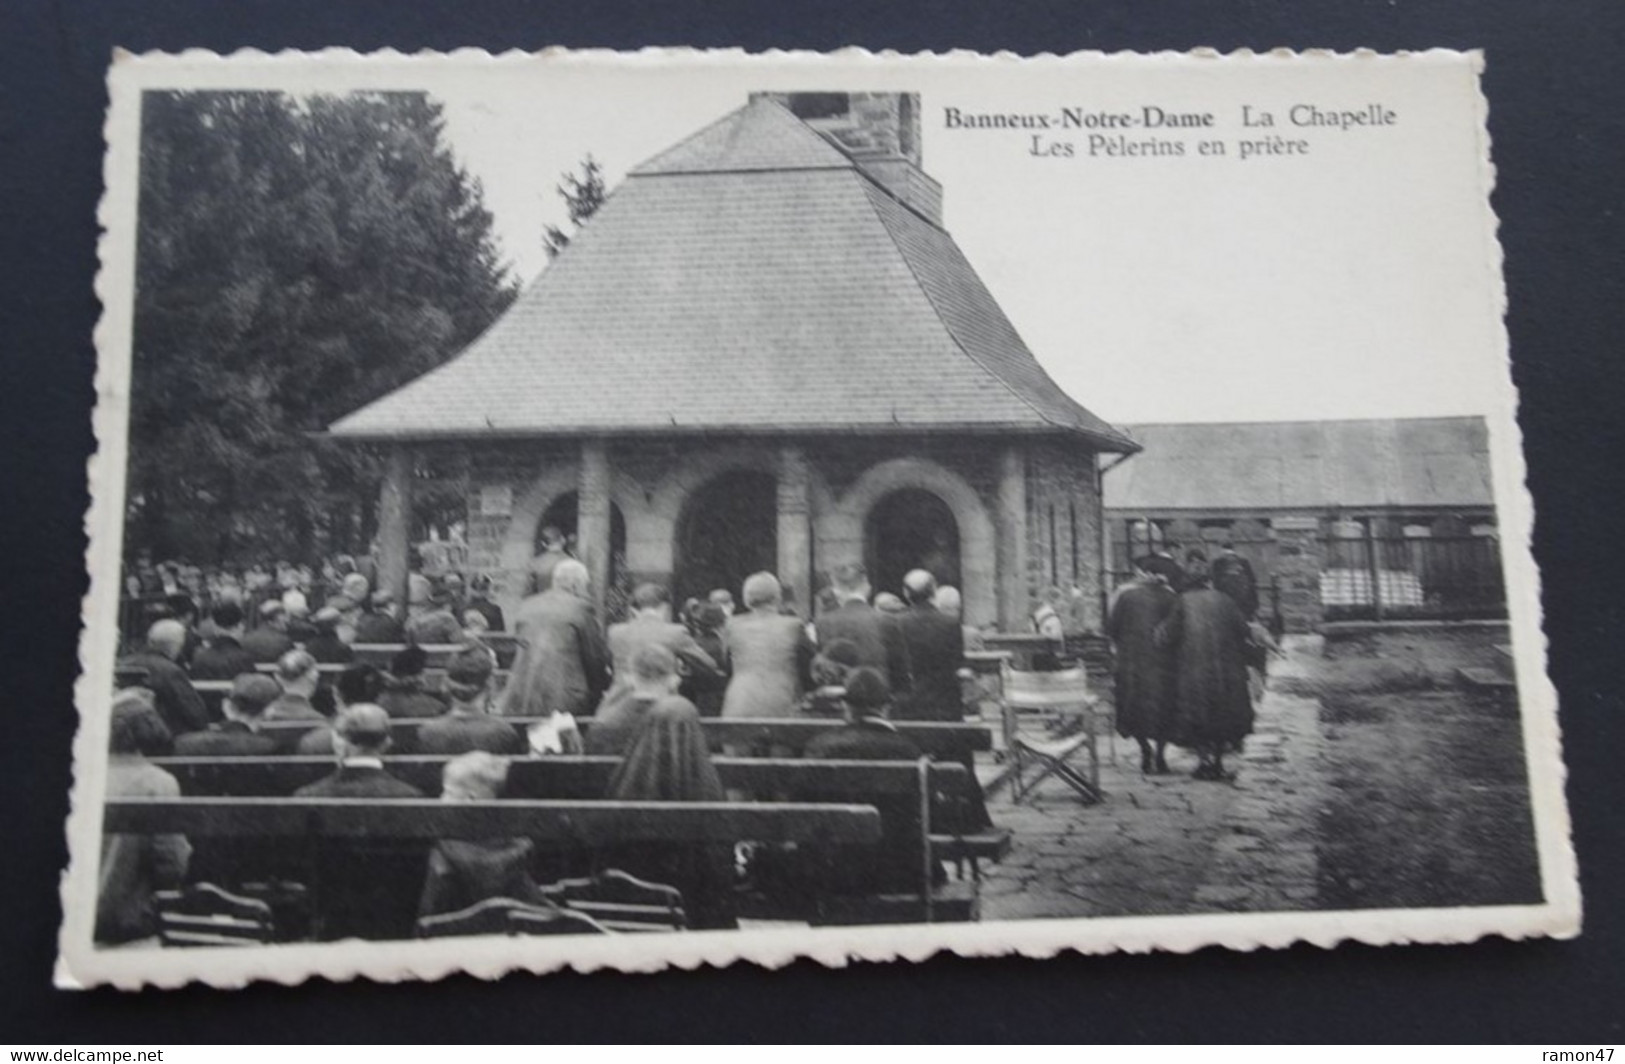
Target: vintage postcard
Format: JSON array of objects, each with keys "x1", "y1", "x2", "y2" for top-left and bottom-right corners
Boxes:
[{"x1": 61, "y1": 46, "x2": 1578, "y2": 989}]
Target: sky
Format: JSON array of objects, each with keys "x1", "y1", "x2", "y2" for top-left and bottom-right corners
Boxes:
[{"x1": 403, "y1": 54, "x2": 1508, "y2": 427}]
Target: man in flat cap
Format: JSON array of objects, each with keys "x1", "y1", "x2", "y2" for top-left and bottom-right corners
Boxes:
[
  {"x1": 117, "y1": 618, "x2": 211, "y2": 737},
  {"x1": 294, "y1": 705, "x2": 421, "y2": 800}
]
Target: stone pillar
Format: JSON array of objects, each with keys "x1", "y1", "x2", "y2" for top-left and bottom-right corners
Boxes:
[
  {"x1": 377, "y1": 444, "x2": 415, "y2": 612},
  {"x1": 776, "y1": 445, "x2": 813, "y2": 612},
  {"x1": 577, "y1": 440, "x2": 612, "y2": 614},
  {"x1": 1271, "y1": 515, "x2": 1326, "y2": 634},
  {"x1": 996, "y1": 446, "x2": 1030, "y2": 631}
]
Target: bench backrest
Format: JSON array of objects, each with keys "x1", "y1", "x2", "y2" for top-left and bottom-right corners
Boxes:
[
  {"x1": 104, "y1": 797, "x2": 882, "y2": 845},
  {"x1": 150, "y1": 755, "x2": 970, "y2": 800}
]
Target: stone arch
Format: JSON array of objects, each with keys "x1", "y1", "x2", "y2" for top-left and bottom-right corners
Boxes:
[
  {"x1": 497, "y1": 463, "x2": 651, "y2": 576},
  {"x1": 644, "y1": 445, "x2": 834, "y2": 580},
  {"x1": 820, "y1": 457, "x2": 997, "y2": 626}
]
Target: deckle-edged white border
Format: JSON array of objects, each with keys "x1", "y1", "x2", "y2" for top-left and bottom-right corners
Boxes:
[{"x1": 59, "y1": 45, "x2": 1579, "y2": 991}]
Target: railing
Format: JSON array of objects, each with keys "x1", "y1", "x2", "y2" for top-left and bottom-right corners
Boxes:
[{"x1": 1320, "y1": 533, "x2": 1505, "y2": 621}]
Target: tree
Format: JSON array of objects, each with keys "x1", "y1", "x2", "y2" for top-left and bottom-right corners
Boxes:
[
  {"x1": 541, "y1": 154, "x2": 606, "y2": 259},
  {"x1": 130, "y1": 90, "x2": 517, "y2": 565}
]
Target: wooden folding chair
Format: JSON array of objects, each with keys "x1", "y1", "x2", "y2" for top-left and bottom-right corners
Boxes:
[
  {"x1": 1000, "y1": 664, "x2": 1103, "y2": 804},
  {"x1": 155, "y1": 882, "x2": 276, "y2": 947},
  {"x1": 540, "y1": 869, "x2": 688, "y2": 932}
]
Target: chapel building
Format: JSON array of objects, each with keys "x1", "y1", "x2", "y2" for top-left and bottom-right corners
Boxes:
[{"x1": 329, "y1": 91, "x2": 1138, "y2": 629}]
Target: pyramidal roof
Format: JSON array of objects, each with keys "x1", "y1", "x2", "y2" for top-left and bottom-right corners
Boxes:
[{"x1": 329, "y1": 98, "x2": 1137, "y2": 451}]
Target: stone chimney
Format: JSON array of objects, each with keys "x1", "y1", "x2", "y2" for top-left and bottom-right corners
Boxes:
[{"x1": 751, "y1": 91, "x2": 943, "y2": 223}]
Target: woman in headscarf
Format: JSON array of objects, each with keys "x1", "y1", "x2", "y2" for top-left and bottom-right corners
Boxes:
[
  {"x1": 1157, "y1": 551, "x2": 1256, "y2": 781},
  {"x1": 605, "y1": 694, "x2": 736, "y2": 929}
]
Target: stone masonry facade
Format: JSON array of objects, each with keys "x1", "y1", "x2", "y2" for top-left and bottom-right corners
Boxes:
[{"x1": 412, "y1": 432, "x2": 1110, "y2": 631}]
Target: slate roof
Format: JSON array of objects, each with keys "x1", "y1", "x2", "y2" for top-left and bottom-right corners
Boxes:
[
  {"x1": 1103, "y1": 417, "x2": 1495, "y2": 513},
  {"x1": 329, "y1": 98, "x2": 1135, "y2": 451}
]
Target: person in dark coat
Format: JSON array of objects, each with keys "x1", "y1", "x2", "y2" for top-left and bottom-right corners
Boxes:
[
  {"x1": 242, "y1": 600, "x2": 296, "y2": 664},
  {"x1": 720, "y1": 573, "x2": 813, "y2": 719},
  {"x1": 1157, "y1": 554, "x2": 1256, "y2": 781},
  {"x1": 798, "y1": 668, "x2": 945, "y2": 898},
  {"x1": 418, "y1": 646, "x2": 524, "y2": 755},
  {"x1": 1210, "y1": 542, "x2": 1260, "y2": 620},
  {"x1": 418, "y1": 752, "x2": 544, "y2": 918},
  {"x1": 498, "y1": 560, "x2": 610, "y2": 718},
  {"x1": 190, "y1": 602, "x2": 258, "y2": 681},
  {"x1": 464, "y1": 574, "x2": 506, "y2": 633},
  {"x1": 599, "y1": 583, "x2": 721, "y2": 721},
  {"x1": 814, "y1": 562, "x2": 900, "y2": 680},
  {"x1": 586, "y1": 643, "x2": 695, "y2": 757},
  {"x1": 117, "y1": 618, "x2": 211, "y2": 741},
  {"x1": 377, "y1": 645, "x2": 447, "y2": 720},
  {"x1": 294, "y1": 705, "x2": 424, "y2": 940},
  {"x1": 173, "y1": 673, "x2": 282, "y2": 757},
  {"x1": 889, "y1": 570, "x2": 965, "y2": 723},
  {"x1": 681, "y1": 602, "x2": 730, "y2": 717},
  {"x1": 352, "y1": 590, "x2": 405, "y2": 645},
  {"x1": 1106, "y1": 557, "x2": 1179, "y2": 775},
  {"x1": 605, "y1": 690, "x2": 736, "y2": 930}
]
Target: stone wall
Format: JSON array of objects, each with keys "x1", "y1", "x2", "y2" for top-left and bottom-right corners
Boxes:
[
  {"x1": 452, "y1": 433, "x2": 1106, "y2": 630},
  {"x1": 1025, "y1": 440, "x2": 1106, "y2": 630}
]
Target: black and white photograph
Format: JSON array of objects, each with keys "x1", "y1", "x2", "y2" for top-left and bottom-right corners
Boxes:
[{"x1": 59, "y1": 48, "x2": 1576, "y2": 988}]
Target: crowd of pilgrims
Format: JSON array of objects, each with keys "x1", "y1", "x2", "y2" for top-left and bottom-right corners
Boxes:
[
  {"x1": 100, "y1": 551, "x2": 996, "y2": 946},
  {"x1": 101, "y1": 533, "x2": 1270, "y2": 945}
]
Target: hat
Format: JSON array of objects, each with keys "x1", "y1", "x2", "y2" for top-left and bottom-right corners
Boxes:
[
  {"x1": 333, "y1": 704, "x2": 392, "y2": 747},
  {"x1": 444, "y1": 646, "x2": 495, "y2": 692},
  {"x1": 312, "y1": 606, "x2": 342, "y2": 630},
  {"x1": 228, "y1": 673, "x2": 281, "y2": 716},
  {"x1": 370, "y1": 589, "x2": 394, "y2": 607},
  {"x1": 843, "y1": 667, "x2": 892, "y2": 711},
  {"x1": 258, "y1": 599, "x2": 286, "y2": 619}
]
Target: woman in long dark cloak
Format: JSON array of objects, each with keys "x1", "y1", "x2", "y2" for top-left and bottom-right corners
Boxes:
[
  {"x1": 605, "y1": 697, "x2": 737, "y2": 929},
  {"x1": 1157, "y1": 556, "x2": 1256, "y2": 781},
  {"x1": 1107, "y1": 559, "x2": 1179, "y2": 775}
]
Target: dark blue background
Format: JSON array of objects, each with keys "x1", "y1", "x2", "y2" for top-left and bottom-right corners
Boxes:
[{"x1": 3, "y1": 0, "x2": 1621, "y2": 1042}]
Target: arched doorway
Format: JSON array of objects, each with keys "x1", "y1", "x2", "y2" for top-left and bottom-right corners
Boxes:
[
  {"x1": 865, "y1": 488, "x2": 961, "y2": 599},
  {"x1": 674, "y1": 471, "x2": 777, "y2": 606},
  {"x1": 536, "y1": 492, "x2": 626, "y2": 602}
]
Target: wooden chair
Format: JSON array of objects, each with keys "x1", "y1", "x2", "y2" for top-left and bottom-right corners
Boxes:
[
  {"x1": 999, "y1": 664, "x2": 1103, "y2": 804},
  {"x1": 541, "y1": 869, "x2": 687, "y2": 932},
  {"x1": 155, "y1": 882, "x2": 276, "y2": 947},
  {"x1": 417, "y1": 897, "x2": 612, "y2": 938},
  {"x1": 508, "y1": 905, "x2": 613, "y2": 936}
]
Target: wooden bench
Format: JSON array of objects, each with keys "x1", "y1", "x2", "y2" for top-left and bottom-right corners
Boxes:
[
  {"x1": 104, "y1": 796, "x2": 909, "y2": 937},
  {"x1": 104, "y1": 796, "x2": 880, "y2": 845},
  {"x1": 241, "y1": 716, "x2": 993, "y2": 762},
  {"x1": 148, "y1": 755, "x2": 1010, "y2": 882}
]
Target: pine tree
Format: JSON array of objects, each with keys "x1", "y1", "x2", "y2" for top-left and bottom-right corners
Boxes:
[{"x1": 541, "y1": 154, "x2": 606, "y2": 259}]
